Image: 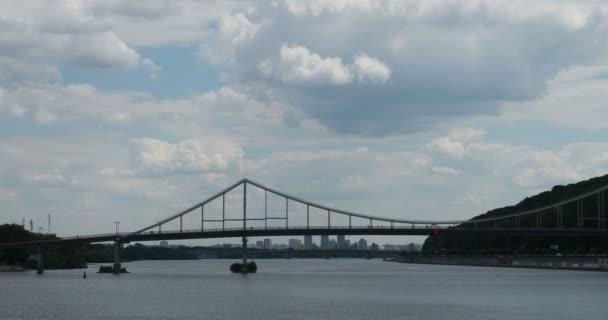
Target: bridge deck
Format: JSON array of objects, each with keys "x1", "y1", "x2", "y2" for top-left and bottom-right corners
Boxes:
[{"x1": 2, "y1": 226, "x2": 608, "y2": 249}]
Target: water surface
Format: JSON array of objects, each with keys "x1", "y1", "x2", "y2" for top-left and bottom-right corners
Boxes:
[{"x1": 1, "y1": 259, "x2": 606, "y2": 320}]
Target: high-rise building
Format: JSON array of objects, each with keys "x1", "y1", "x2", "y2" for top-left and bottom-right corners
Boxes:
[
  {"x1": 320, "y1": 235, "x2": 329, "y2": 249},
  {"x1": 288, "y1": 238, "x2": 302, "y2": 249},
  {"x1": 304, "y1": 235, "x2": 313, "y2": 249},
  {"x1": 358, "y1": 238, "x2": 368, "y2": 250},
  {"x1": 263, "y1": 239, "x2": 272, "y2": 249},
  {"x1": 337, "y1": 234, "x2": 345, "y2": 249},
  {"x1": 256, "y1": 240, "x2": 264, "y2": 248}
]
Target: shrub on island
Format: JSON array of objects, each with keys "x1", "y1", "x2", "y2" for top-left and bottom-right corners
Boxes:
[
  {"x1": 230, "y1": 261, "x2": 257, "y2": 273},
  {"x1": 97, "y1": 265, "x2": 128, "y2": 273}
]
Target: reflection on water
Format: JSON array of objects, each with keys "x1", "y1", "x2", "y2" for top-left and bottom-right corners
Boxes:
[{"x1": 1, "y1": 259, "x2": 606, "y2": 320}]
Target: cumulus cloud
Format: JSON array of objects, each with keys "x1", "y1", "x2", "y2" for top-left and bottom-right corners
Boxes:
[
  {"x1": 259, "y1": 45, "x2": 353, "y2": 85},
  {"x1": 352, "y1": 54, "x2": 391, "y2": 83},
  {"x1": 131, "y1": 138, "x2": 244, "y2": 173},
  {"x1": 0, "y1": 2, "x2": 144, "y2": 86},
  {"x1": 259, "y1": 45, "x2": 391, "y2": 85},
  {"x1": 429, "y1": 137, "x2": 466, "y2": 158},
  {"x1": 200, "y1": 1, "x2": 608, "y2": 135},
  {"x1": 284, "y1": 0, "x2": 378, "y2": 16},
  {"x1": 428, "y1": 128, "x2": 485, "y2": 158},
  {"x1": 201, "y1": 12, "x2": 260, "y2": 65},
  {"x1": 65, "y1": 31, "x2": 140, "y2": 68},
  {"x1": 502, "y1": 65, "x2": 608, "y2": 131}
]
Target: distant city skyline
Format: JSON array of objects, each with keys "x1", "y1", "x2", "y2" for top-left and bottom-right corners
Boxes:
[{"x1": 155, "y1": 236, "x2": 421, "y2": 252}]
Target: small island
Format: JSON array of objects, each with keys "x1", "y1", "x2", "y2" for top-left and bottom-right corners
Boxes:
[
  {"x1": 97, "y1": 265, "x2": 128, "y2": 273},
  {"x1": 230, "y1": 261, "x2": 257, "y2": 273}
]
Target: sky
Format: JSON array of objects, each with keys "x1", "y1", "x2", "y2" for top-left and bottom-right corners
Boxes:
[{"x1": 1, "y1": 0, "x2": 608, "y2": 246}]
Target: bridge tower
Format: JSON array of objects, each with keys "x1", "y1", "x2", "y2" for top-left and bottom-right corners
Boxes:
[{"x1": 242, "y1": 181, "x2": 248, "y2": 267}]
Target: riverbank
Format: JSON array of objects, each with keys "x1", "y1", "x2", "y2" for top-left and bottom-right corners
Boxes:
[
  {"x1": 0, "y1": 265, "x2": 27, "y2": 272},
  {"x1": 394, "y1": 255, "x2": 608, "y2": 271}
]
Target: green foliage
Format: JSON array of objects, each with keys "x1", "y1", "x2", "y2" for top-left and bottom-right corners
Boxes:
[
  {"x1": 423, "y1": 174, "x2": 608, "y2": 255},
  {"x1": 230, "y1": 262, "x2": 242, "y2": 273},
  {"x1": 83, "y1": 243, "x2": 197, "y2": 263},
  {"x1": 247, "y1": 261, "x2": 257, "y2": 273},
  {"x1": 229, "y1": 261, "x2": 257, "y2": 273},
  {"x1": 0, "y1": 224, "x2": 82, "y2": 268},
  {"x1": 97, "y1": 265, "x2": 128, "y2": 273},
  {"x1": 0, "y1": 224, "x2": 32, "y2": 264}
]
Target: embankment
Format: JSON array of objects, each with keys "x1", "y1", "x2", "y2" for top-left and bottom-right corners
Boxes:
[{"x1": 396, "y1": 255, "x2": 608, "y2": 271}]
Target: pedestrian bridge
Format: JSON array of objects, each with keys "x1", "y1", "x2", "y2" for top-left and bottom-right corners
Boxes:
[{"x1": 2, "y1": 178, "x2": 607, "y2": 273}]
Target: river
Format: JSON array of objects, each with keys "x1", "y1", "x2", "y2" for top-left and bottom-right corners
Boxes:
[{"x1": 1, "y1": 259, "x2": 606, "y2": 319}]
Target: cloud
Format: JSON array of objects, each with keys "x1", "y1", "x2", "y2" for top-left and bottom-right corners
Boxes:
[
  {"x1": 0, "y1": 2, "x2": 149, "y2": 86},
  {"x1": 428, "y1": 128, "x2": 485, "y2": 158},
  {"x1": 34, "y1": 108, "x2": 58, "y2": 124},
  {"x1": 199, "y1": 1, "x2": 608, "y2": 135},
  {"x1": 141, "y1": 57, "x2": 161, "y2": 79},
  {"x1": 201, "y1": 12, "x2": 260, "y2": 65},
  {"x1": 259, "y1": 45, "x2": 353, "y2": 85},
  {"x1": 502, "y1": 65, "x2": 608, "y2": 130},
  {"x1": 428, "y1": 137, "x2": 466, "y2": 158},
  {"x1": 284, "y1": 0, "x2": 378, "y2": 16},
  {"x1": 352, "y1": 54, "x2": 391, "y2": 83},
  {"x1": 22, "y1": 169, "x2": 67, "y2": 187},
  {"x1": 131, "y1": 138, "x2": 244, "y2": 173},
  {"x1": 65, "y1": 31, "x2": 140, "y2": 68},
  {"x1": 431, "y1": 166, "x2": 462, "y2": 176},
  {"x1": 0, "y1": 191, "x2": 17, "y2": 202},
  {"x1": 86, "y1": 0, "x2": 178, "y2": 19},
  {"x1": 259, "y1": 45, "x2": 391, "y2": 85}
]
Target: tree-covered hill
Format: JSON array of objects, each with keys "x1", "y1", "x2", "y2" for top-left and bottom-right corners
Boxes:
[
  {"x1": 0, "y1": 224, "x2": 86, "y2": 268},
  {"x1": 423, "y1": 174, "x2": 608, "y2": 255}
]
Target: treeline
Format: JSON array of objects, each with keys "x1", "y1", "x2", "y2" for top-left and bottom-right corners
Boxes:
[
  {"x1": 0, "y1": 224, "x2": 196, "y2": 269},
  {"x1": 423, "y1": 174, "x2": 608, "y2": 255},
  {"x1": 0, "y1": 224, "x2": 86, "y2": 268},
  {"x1": 85, "y1": 243, "x2": 196, "y2": 262}
]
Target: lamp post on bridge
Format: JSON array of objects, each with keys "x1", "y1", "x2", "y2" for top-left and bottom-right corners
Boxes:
[{"x1": 113, "y1": 221, "x2": 120, "y2": 236}]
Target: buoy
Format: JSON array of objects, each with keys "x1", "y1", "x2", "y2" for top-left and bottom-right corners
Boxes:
[{"x1": 83, "y1": 271, "x2": 87, "y2": 279}]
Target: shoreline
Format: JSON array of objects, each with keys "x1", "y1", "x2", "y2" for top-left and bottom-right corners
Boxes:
[
  {"x1": 393, "y1": 255, "x2": 608, "y2": 272},
  {"x1": 0, "y1": 265, "x2": 28, "y2": 272}
]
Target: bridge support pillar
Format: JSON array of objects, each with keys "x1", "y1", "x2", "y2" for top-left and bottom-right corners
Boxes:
[
  {"x1": 113, "y1": 241, "x2": 122, "y2": 274},
  {"x1": 36, "y1": 246, "x2": 44, "y2": 275},
  {"x1": 242, "y1": 235, "x2": 248, "y2": 267}
]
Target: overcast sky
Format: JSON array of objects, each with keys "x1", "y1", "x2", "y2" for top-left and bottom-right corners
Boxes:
[{"x1": 1, "y1": 0, "x2": 608, "y2": 246}]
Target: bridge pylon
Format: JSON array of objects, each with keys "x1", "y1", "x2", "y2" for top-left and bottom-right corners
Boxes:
[{"x1": 242, "y1": 181, "x2": 248, "y2": 268}]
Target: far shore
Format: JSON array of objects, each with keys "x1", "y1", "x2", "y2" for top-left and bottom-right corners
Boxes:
[
  {"x1": 392, "y1": 255, "x2": 608, "y2": 272},
  {"x1": 0, "y1": 265, "x2": 28, "y2": 272}
]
